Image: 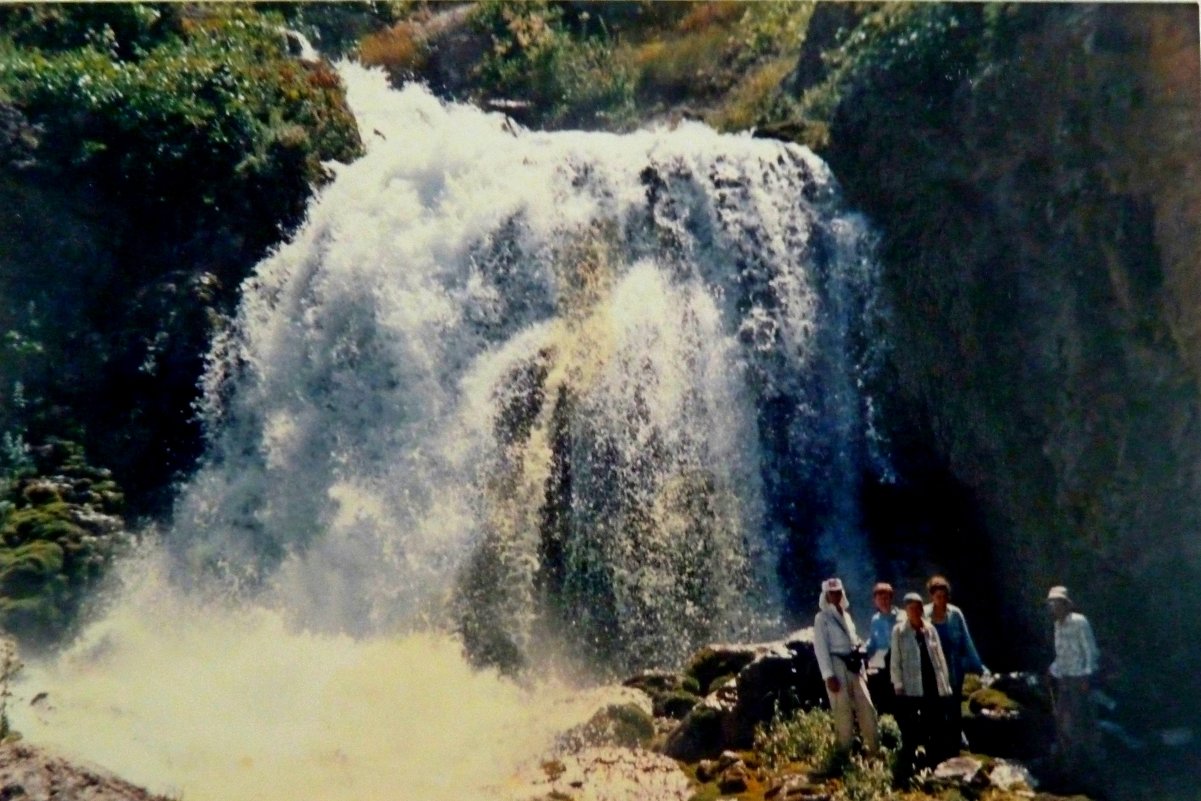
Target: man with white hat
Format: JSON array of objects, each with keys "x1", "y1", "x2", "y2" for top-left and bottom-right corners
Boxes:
[
  {"x1": 1046, "y1": 585, "x2": 1100, "y2": 773},
  {"x1": 814, "y1": 577, "x2": 879, "y2": 756}
]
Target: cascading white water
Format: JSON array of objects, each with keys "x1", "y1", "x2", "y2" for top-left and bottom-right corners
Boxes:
[
  {"x1": 173, "y1": 66, "x2": 885, "y2": 669},
  {"x1": 13, "y1": 65, "x2": 886, "y2": 800}
]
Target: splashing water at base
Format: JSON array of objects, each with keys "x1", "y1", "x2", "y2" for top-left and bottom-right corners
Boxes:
[{"x1": 13, "y1": 553, "x2": 618, "y2": 801}]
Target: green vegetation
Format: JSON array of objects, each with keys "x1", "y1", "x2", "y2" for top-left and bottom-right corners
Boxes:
[
  {"x1": 469, "y1": 0, "x2": 636, "y2": 129},
  {"x1": 754, "y1": 707, "x2": 838, "y2": 772},
  {"x1": 0, "y1": 3, "x2": 362, "y2": 522},
  {"x1": 0, "y1": 4, "x2": 363, "y2": 644},
  {"x1": 0, "y1": 439, "x2": 126, "y2": 645},
  {"x1": 0, "y1": 4, "x2": 361, "y2": 246},
  {"x1": 365, "y1": 1, "x2": 817, "y2": 133}
]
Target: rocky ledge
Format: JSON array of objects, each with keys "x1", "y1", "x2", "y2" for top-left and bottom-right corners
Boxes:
[{"x1": 0, "y1": 743, "x2": 170, "y2": 801}]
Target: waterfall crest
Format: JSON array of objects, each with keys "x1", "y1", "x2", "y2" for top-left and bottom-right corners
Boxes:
[{"x1": 172, "y1": 67, "x2": 886, "y2": 672}]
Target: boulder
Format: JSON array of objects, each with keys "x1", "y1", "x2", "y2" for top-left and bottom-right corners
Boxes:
[
  {"x1": 0, "y1": 743, "x2": 171, "y2": 801},
  {"x1": 963, "y1": 674, "x2": 1054, "y2": 759},
  {"x1": 988, "y1": 759, "x2": 1038, "y2": 792},
  {"x1": 728, "y1": 631, "x2": 826, "y2": 748},
  {"x1": 684, "y1": 643, "x2": 765, "y2": 696},
  {"x1": 622, "y1": 671, "x2": 701, "y2": 719},
  {"x1": 716, "y1": 760, "x2": 752, "y2": 794},
  {"x1": 662, "y1": 630, "x2": 825, "y2": 760},
  {"x1": 928, "y1": 755, "x2": 990, "y2": 791},
  {"x1": 560, "y1": 702, "x2": 656, "y2": 751},
  {"x1": 661, "y1": 689, "x2": 735, "y2": 762}
]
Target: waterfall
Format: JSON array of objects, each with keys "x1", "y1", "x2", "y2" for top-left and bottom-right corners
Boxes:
[
  {"x1": 168, "y1": 66, "x2": 886, "y2": 672},
  {"x1": 12, "y1": 66, "x2": 887, "y2": 801}
]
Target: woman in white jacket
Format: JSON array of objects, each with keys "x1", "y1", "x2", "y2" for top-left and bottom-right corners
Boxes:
[{"x1": 891, "y1": 592, "x2": 955, "y2": 776}]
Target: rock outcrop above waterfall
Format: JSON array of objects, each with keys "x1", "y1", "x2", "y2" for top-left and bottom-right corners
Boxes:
[
  {"x1": 798, "y1": 2, "x2": 1201, "y2": 731},
  {"x1": 0, "y1": 743, "x2": 171, "y2": 801}
]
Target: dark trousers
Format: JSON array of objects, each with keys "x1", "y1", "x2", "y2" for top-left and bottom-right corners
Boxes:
[
  {"x1": 1052, "y1": 676, "x2": 1099, "y2": 775},
  {"x1": 895, "y1": 695, "x2": 956, "y2": 779},
  {"x1": 867, "y1": 667, "x2": 895, "y2": 718}
]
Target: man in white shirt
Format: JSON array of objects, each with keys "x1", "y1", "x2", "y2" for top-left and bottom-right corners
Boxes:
[
  {"x1": 1047, "y1": 585, "x2": 1100, "y2": 772},
  {"x1": 814, "y1": 577, "x2": 879, "y2": 757}
]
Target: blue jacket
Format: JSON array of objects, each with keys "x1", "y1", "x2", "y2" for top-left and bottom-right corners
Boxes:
[
  {"x1": 924, "y1": 602, "x2": 985, "y2": 689},
  {"x1": 867, "y1": 607, "x2": 901, "y2": 660}
]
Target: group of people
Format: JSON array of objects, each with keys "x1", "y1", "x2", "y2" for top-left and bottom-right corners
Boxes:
[{"x1": 812, "y1": 575, "x2": 1100, "y2": 779}]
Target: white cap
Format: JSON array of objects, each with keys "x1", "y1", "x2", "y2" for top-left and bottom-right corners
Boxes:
[
  {"x1": 1047, "y1": 585, "x2": 1071, "y2": 603},
  {"x1": 822, "y1": 577, "x2": 845, "y2": 593}
]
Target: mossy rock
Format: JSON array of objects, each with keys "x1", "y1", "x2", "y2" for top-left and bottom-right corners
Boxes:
[
  {"x1": 562, "y1": 702, "x2": 655, "y2": 750},
  {"x1": 968, "y1": 688, "x2": 1022, "y2": 716},
  {"x1": 2, "y1": 504, "x2": 87, "y2": 547},
  {"x1": 663, "y1": 703, "x2": 727, "y2": 761},
  {"x1": 20, "y1": 483, "x2": 61, "y2": 507},
  {"x1": 685, "y1": 645, "x2": 758, "y2": 696},
  {"x1": 657, "y1": 689, "x2": 703, "y2": 720},
  {"x1": 624, "y1": 670, "x2": 693, "y2": 696}
]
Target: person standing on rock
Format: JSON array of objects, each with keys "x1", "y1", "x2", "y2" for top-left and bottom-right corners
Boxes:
[
  {"x1": 925, "y1": 575, "x2": 987, "y2": 746},
  {"x1": 891, "y1": 592, "x2": 955, "y2": 779},
  {"x1": 865, "y1": 581, "x2": 901, "y2": 717},
  {"x1": 814, "y1": 577, "x2": 879, "y2": 758},
  {"x1": 1046, "y1": 585, "x2": 1100, "y2": 777}
]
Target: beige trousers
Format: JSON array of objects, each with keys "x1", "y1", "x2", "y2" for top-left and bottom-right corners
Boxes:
[{"x1": 826, "y1": 658, "x2": 879, "y2": 753}]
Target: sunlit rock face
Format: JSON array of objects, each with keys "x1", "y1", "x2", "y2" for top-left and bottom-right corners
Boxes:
[{"x1": 173, "y1": 70, "x2": 887, "y2": 674}]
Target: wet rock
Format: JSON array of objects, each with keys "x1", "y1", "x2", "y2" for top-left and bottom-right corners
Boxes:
[
  {"x1": 623, "y1": 671, "x2": 701, "y2": 719},
  {"x1": 729, "y1": 632, "x2": 825, "y2": 747},
  {"x1": 696, "y1": 758, "x2": 720, "y2": 783},
  {"x1": 663, "y1": 631, "x2": 824, "y2": 760},
  {"x1": 989, "y1": 758, "x2": 1038, "y2": 791},
  {"x1": 717, "y1": 760, "x2": 751, "y2": 793},
  {"x1": 623, "y1": 671, "x2": 700, "y2": 697},
  {"x1": 924, "y1": 755, "x2": 991, "y2": 794},
  {"x1": 661, "y1": 693, "x2": 732, "y2": 762},
  {"x1": 0, "y1": 743, "x2": 171, "y2": 801},
  {"x1": 560, "y1": 702, "x2": 656, "y2": 751},
  {"x1": 506, "y1": 746, "x2": 693, "y2": 801},
  {"x1": 684, "y1": 643, "x2": 764, "y2": 696},
  {"x1": 765, "y1": 774, "x2": 830, "y2": 801}
]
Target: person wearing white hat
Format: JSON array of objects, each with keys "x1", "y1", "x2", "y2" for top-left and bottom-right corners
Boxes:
[
  {"x1": 814, "y1": 577, "x2": 879, "y2": 756},
  {"x1": 1046, "y1": 585, "x2": 1100, "y2": 774}
]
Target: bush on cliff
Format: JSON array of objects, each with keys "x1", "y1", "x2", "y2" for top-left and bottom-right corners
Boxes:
[
  {"x1": 0, "y1": 4, "x2": 362, "y2": 519},
  {"x1": 469, "y1": 0, "x2": 636, "y2": 129},
  {"x1": 0, "y1": 4, "x2": 361, "y2": 253}
]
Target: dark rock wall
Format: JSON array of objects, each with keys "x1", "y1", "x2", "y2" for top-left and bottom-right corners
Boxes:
[{"x1": 820, "y1": 3, "x2": 1201, "y2": 722}]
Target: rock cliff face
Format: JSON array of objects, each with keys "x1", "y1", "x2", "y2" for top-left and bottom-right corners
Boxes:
[{"x1": 815, "y1": 3, "x2": 1201, "y2": 721}]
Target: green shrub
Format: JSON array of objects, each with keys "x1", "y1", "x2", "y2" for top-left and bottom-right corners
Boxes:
[
  {"x1": 837, "y1": 753, "x2": 896, "y2": 801},
  {"x1": 733, "y1": 1, "x2": 814, "y2": 64},
  {"x1": 470, "y1": 0, "x2": 635, "y2": 129},
  {"x1": 0, "y1": 4, "x2": 361, "y2": 256},
  {"x1": 754, "y1": 707, "x2": 838, "y2": 772}
]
